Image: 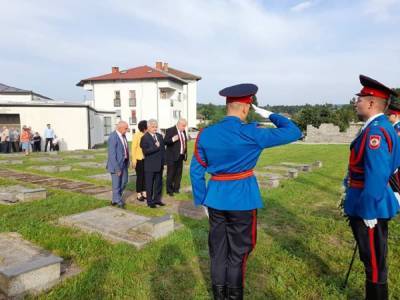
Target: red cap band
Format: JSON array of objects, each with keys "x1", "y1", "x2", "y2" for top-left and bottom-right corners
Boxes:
[
  {"x1": 226, "y1": 96, "x2": 253, "y2": 104},
  {"x1": 387, "y1": 109, "x2": 400, "y2": 116},
  {"x1": 359, "y1": 87, "x2": 390, "y2": 100}
]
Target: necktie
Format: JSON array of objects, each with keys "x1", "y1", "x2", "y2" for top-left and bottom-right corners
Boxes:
[
  {"x1": 178, "y1": 131, "x2": 185, "y2": 154},
  {"x1": 153, "y1": 134, "x2": 157, "y2": 143},
  {"x1": 122, "y1": 136, "x2": 128, "y2": 159}
]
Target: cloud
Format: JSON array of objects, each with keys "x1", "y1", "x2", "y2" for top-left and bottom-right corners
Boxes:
[
  {"x1": 364, "y1": 0, "x2": 400, "y2": 21},
  {"x1": 0, "y1": 0, "x2": 399, "y2": 105},
  {"x1": 290, "y1": 1, "x2": 313, "y2": 12}
]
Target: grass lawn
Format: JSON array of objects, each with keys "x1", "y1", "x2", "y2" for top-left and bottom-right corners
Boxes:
[{"x1": 1, "y1": 143, "x2": 400, "y2": 299}]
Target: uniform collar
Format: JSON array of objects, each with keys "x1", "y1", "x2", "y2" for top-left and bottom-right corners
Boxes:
[
  {"x1": 223, "y1": 116, "x2": 242, "y2": 122},
  {"x1": 361, "y1": 113, "x2": 384, "y2": 131},
  {"x1": 393, "y1": 120, "x2": 400, "y2": 127}
]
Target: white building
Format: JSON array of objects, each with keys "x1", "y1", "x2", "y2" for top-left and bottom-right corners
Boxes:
[
  {"x1": 0, "y1": 83, "x2": 115, "y2": 150},
  {"x1": 77, "y1": 61, "x2": 201, "y2": 140}
]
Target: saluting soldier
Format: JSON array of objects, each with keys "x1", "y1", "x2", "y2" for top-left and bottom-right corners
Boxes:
[
  {"x1": 344, "y1": 75, "x2": 400, "y2": 299},
  {"x1": 190, "y1": 83, "x2": 302, "y2": 300}
]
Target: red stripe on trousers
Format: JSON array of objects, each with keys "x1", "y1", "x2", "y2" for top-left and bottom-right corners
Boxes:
[{"x1": 368, "y1": 228, "x2": 378, "y2": 283}]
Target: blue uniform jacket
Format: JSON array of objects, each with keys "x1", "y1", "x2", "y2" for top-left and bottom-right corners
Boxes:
[
  {"x1": 394, "y1": 121, "x2": 400, "y2": 135},
  {"x1": 190, "y1": 114, "x2": 302, "y2": 211},
  {"x1": 344, "y1": 115, "x2": 400, "y2": 219}
]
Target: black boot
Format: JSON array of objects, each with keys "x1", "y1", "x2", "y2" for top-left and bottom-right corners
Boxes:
[
  {"x1": 366, "y1": 281, "x2": 388, "y2": 300},
  {"x1": 212, "y1": 284, "x2": 226, "y2": 300},
  {"x1": 227, "y1": 286, "x2": 243, "y2": 300}
]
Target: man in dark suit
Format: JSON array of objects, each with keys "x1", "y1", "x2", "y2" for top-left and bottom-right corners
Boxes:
[
  {"x1": 106, "y1": 121, "x2": 130, "y2": 209},
  {"x1": 140, "y1": 119, "x2": 166, "y2": 208},
  {"x1": 164, "y1": 118, "x2": 187, "y2": 196}
]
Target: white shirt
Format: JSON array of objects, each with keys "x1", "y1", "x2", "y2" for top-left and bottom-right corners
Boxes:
[
  {"x1": 176, "y1": 126, "x2": 186, "y2": 154},
  {"x1": 44, "y1": 128, "x2": 55, "y2": 139},
  {"x1": 116, "y1": 130, "x2": 128, "y2": 158}
]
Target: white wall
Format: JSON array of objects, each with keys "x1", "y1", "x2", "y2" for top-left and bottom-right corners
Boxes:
[
  {"x1": 0, "y1": 106, "x2": 89, "y2": 150},
  {"x1": 0, "y1": 94, "x2": 32, "y2": 102},
  {"x1": 187, "y1": 81, "x2": 197, "y2": 128}
]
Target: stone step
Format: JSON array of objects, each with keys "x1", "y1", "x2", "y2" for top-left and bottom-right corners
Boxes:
[
  {"x1": 0, "y1": 185, "x2": 46, "y2": 205},
  {"x1": 0, "y1": 232, "x2": 63, "y2": 297}
]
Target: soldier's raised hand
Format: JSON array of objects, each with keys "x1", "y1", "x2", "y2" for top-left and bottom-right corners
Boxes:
[{"x1": 251, "y1": 104, "x2": 273, "y2": 119}]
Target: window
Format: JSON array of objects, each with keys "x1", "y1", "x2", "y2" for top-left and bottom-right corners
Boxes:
[
  {"x1": 173, "y1": 110, "x2": 181, "y2": 119},
  {"x1": 129, "y1": 110, "x2": 137, "y2": 125},
  {"x1": 129, "y1": 90, "x2": 136, "y2": 107},
  {"x1": 114, "y1": 90, "x2": 121, "y2": 107},
  {"x1": 178, "y1": 92, "x2": 182, "y2": 102},
  {"x1": 104, "y1": 117, "x2": 112, "y2": 136},
  {"x1": 160, "y1": 90, "x2": 167, "y2": 99}
]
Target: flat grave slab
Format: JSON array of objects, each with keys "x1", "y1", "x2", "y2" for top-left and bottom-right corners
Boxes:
[
  {"x1": 0, "y1": 160, "x2": 23, "y2": 165},
  {"x1": 76, "y1": 186, "x2": 111, "y2": 195},
  {"x1": 280, "y1": 162, "x2": 312, "y2": 172},
  {"x1": 58, "y1": 207, "x2": 175, "y2": 248},
  {"x1": 30, "y1": 157, "x2": 63, "y2": 162},
  {"x1": 29, "y1": 165, "x2": 72, "y2": 173},
  {"x1": 263, "y1": 166, "x2": 299, "y2": 178},
  {"x1": 64, "y1": 155, "x2": 96, "y2": 160},
  {"x1": 0, "y1": 232, "x2": 63, "y2": 297},
  {"x1": 0, "y1": 185, "x2": 46, "y2": 204},
  {"x1": 88, "y1": 173, "x2": 136, "y2": 183},
  {"x1": 74, "y1": 162, "x2": 106, "y2": 169}
]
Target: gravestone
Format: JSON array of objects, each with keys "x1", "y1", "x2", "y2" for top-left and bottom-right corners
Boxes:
[
  {"x1": 263, "y1": 166, "x2": 298, "y2": 178},
  {"x1": 75, "y1": 162, "x2": 106, "y2": 169},
  {"x1": 65, "y1": 155, "x2": 96, "y2": 160},
  {"x1": 0, "y1": 232, "x2": 63, "y2": 297},
  {"x1": 30, "y1": 157, "x2": 63, "y2": 162},
  {"x1": 0, "y1": 185, "x2": 46, "y2": 205},
  {"x1": 280, "y1": 162, "x2": 312, "y2": 172},
  {"x1": 58, "y1": 207, "x2": 175, "y2": 248},
  {"x1": 0, "y1": 160, "x2": 23, "y2": 165},
  {"x1": 89, "y1": 173, "x2": 136, "y2": 183},
  {"x1": 30, "y1": 165, "x2": 72, "y2": 173}
]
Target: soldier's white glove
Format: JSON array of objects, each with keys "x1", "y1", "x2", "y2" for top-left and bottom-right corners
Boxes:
[
  {"x1": 252, "y1": 104, "x2": 273, "y2": 119},
  {"x1": 364, "y1": 219, "x2": 377, "y2": 228},
  {"x1": 202, "y1": 205, "x2": 209, "y2": 218}
]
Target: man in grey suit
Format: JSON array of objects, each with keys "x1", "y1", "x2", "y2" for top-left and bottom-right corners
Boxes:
[{"x1": 107, "y1": 121, "x2": 130, "y2": 208}]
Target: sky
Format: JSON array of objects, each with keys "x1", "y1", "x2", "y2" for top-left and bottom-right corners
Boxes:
[{"x1": 0, "y1": 0, "x2": 399, "y2": 105}]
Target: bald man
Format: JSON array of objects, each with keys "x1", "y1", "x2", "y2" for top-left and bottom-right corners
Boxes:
[{"x1": 106, "y1": 121, "x2": 130, "y2": 208}]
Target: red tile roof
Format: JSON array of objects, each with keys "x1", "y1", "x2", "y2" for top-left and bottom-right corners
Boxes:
[
  {"x1": 77, "y1": 65, "x2": 201, "y2": 86},
  {"x1": 167, "y1": 67, "x2": 201, "y2": 81}
]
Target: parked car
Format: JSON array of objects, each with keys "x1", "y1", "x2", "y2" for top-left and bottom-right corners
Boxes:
[{"x1": 187, "y1": 127, "x2": 199, "y2": 140}]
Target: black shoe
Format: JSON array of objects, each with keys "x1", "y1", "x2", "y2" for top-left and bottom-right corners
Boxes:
[
  {"x1": 227, "y1": 287, "x2": 243, "y2": 300},
  {"x1": 148, "y1": 204, "x2": 157, "y2": 208},
  {"x1": 366, "y1": 281, "x2": 388, "y2": 300},
  {"x1": 212, "y1": 285, "x2": 226, "y2": 300},
  {"x1": 117, "y1": 203, "x2": 126, "y2": 209},
  {"x1": 137, "y1": 196, "x2": 145, "y2": 202},
  {"x1": 173, "y1": 190, "x2": 180, "y2": 194},
  {"x1": 110, "y1": 202, "x2": 117, "y2": 206},
  {"x1": 156, "y1": 202, "x2": 166, "y2": 206},
  {"x1": 167, "y1": 192, "x2": 174, "y2": 197}
]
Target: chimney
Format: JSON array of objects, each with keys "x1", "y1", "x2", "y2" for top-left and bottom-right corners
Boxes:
[
  {"x1": 155, "y1": 61, "x2": 163, "y2": 70},
  {"x1": 111, "y1": 66, "x2": 119, "y2": 73},
  {"x1": 163, "y1": 63, "x2": 169, "y2": 72}
]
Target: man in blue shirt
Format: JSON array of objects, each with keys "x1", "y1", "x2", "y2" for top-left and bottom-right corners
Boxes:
[
  {"x1": 344, "y1": 75, "x2": 399, "y2": 299},
  {"x1": 43, "y1": 124, "x2": 55, "y2": 152},
  {"x1": 190, "y1": 83, "x2": 301, "y2": 300}
]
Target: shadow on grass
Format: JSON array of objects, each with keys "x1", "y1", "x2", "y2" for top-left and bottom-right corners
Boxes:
[
  {"x1": 150, "y1": 243, "x2": 197, "y2": 300},
  {"x1": 260, "y1": 199, "x2": 361, "y2": 298}
]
